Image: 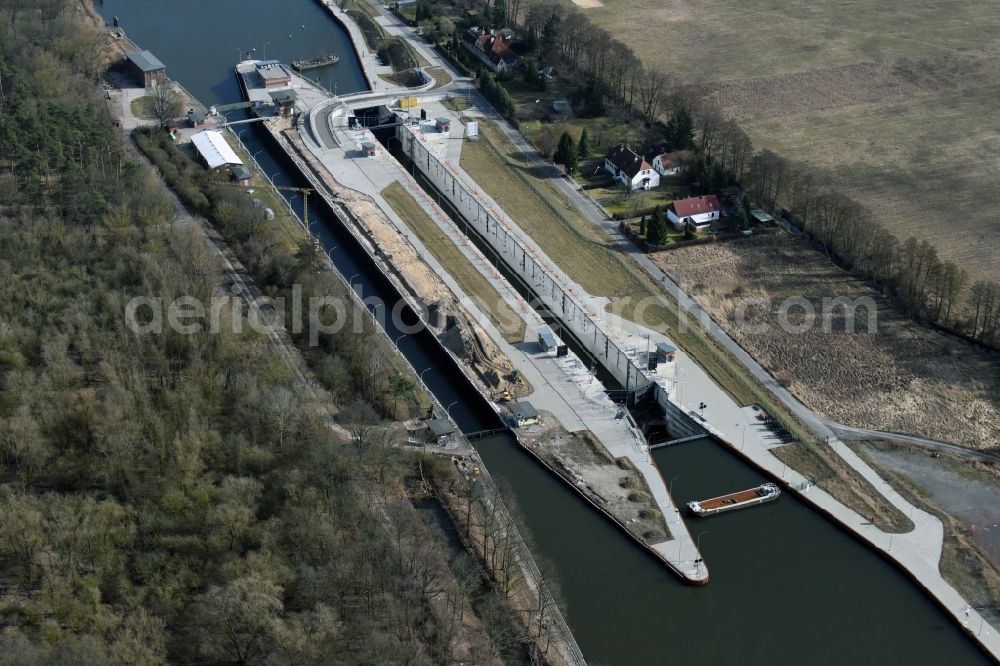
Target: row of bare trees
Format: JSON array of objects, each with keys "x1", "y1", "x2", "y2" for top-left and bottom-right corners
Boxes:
[
  {"x1": 476, "y1": 0, "x2": 999, "y2": 347},
  {"x1": 745, "y1": 151, "x2": 1000, "y2": 345}
]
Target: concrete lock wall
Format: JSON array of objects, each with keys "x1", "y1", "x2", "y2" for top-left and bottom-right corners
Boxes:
[
  {"x1": 397, "y1": 125, "x2": 710, "y2": 440},
  {"x1": 397, "y1": 125, "x2": 709, "y2": 440}
]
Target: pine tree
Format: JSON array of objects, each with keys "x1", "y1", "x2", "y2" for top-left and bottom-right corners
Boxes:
[
  {"x1": 553, "y1": 131, "x2": 578, "y2": 174},
  {"x1": 639, "y1": 215, "x2": 647, "y2": 237},
  {"x1": 578, "y1": 128, "x2": 591, "y2": 157},
  {"x1": 665, "y1": 107, "x2": 694, "y2": 151},
  {"x1": 647, "y1": 212, "x2": 667, "y2": 246}
]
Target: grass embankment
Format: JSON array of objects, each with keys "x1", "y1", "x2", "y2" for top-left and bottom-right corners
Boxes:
[
  {"x1": 465, "y1": 124, "x2": 798, "y2": 408},
  {"x1": 771, "y1": 440, "x2": 913, "y2": 533},
  {"x1": 458, "y1": 121, "x2": 924, "y2": 523},
  {"x1": 381, "y1": 182, "x2": 525, "y2": 343},
  {"x1": 425, "y1": 65, "x2": 452, "y2": 89}
]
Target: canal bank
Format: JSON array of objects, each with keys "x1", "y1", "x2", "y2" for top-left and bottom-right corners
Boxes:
[{"x1": 95, "y1": 1, "x2": 996, "y2": 663}]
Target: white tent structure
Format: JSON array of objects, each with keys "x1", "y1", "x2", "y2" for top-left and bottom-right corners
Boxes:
[{"x1": 190, "y1": 129, "x2": 243, "y2": 169}]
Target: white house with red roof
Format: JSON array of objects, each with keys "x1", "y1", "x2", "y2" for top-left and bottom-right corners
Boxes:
[
  {"x1": 667, "y1": 195, "x2": 722, "y2": 231},
  {"x1": 461, "y1": 28, "x2": 518, "y2": 72},
  {"x1": 652, "y1": 151, "x2": 686, "y2": 176},
  {"x1": 602, "y1": 144, "x2": 659, "y2": 190}
]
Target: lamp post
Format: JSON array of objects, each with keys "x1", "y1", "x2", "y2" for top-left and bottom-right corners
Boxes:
[
  {"x1": 263, "y1": 40, "x2": 271, "y2": 61},
  {"x1": 348, "y1": 272, "x2": 360, "y2": 288},
  {"x1": 669, "y1": 475, "x2": 680, "y2": 497},
  {"x1": 394, "y1": 333, "x2": 407, "y2": 349},
  {"x1": 419, "y1": 368, "x2": 432, "y2": 385},
  {"x1": 327, "y1": 246, "x2": 338, "y2": 261},
  {"x1": 446, "y1": 401, "x2": 458, "y2": 419},
  {"x1": 694, "y1": 530, "x2": 709, "y2": 574}
]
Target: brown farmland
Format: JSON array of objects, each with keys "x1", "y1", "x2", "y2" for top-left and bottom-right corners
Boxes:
[
  {"x1": 586, "y1": 0, "x2": 1000, "y2": 280},
  {"x1": 653, "y1": 235, "x2": 1000, "y2": 449}
]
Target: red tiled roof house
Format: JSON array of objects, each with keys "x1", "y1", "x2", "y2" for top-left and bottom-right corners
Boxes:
[
  {"x1": 667, "y1": 195, "x2": 722, "y2": 231},
  {"x1": 461, "y1": 28, "x2": 518, "y2": 72}
]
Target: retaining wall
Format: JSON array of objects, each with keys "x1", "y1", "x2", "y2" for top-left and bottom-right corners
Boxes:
[{"x1": 398, "y1": 123, "x2": 707, "y2": 440}]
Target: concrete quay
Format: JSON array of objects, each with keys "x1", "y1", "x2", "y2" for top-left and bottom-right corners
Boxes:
[
  {"x1": 287, "y1": 95, "x2": 708, "y2": 583},
  {"x1": 234, "y1": 8, "x2": 1000, "y2": 653}
]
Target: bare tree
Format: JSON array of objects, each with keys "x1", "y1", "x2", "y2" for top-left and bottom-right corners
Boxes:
[{"x1": 148, "y1": 81, "x2": 181, "y2": 127}]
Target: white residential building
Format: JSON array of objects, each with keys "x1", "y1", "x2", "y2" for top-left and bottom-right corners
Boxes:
[{"x1": 602, "y1": 144, "x2": 659, "y2": 190}]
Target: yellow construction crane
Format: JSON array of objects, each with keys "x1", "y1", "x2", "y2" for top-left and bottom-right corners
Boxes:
[{"x1": 273, "y1": 185, "x2": 312, "y2": 225}]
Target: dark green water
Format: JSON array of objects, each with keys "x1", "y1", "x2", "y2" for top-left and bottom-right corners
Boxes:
[{"x1": 97, "y1": 1, "x2": 991, "y2": 662}]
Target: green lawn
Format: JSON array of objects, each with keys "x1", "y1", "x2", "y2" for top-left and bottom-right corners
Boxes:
[
  {"x1": 130, "y1": 96, "x2": 156, "y2": 119},
  {"x1": 380, "y1": 182, "x2": 525, "y2": 344}
]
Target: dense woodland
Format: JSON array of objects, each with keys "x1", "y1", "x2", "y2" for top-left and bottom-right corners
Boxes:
[
  {"x1": 0, "y1": 2, "x2": 525, "y2": 663},
  {"x1": 430, "y1": 0, "x2": 1000, "y2": 347}
]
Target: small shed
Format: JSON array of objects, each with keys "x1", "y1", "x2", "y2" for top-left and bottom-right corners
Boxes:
[
  {"x1": 187, "y1": 109, "x2": 207, "y2": 127},
  {"x1": 537, "y1": 325, "x2": 557, "y2": 352},
  {"x1": 550, "y1": 99, "x2": 570, "y2": 120},
  {"x1": 231, "y1": 165, "x2": 252, "y2": 186},
  {"x1": 269, "y1": 89, "x2": 298, "y2": 117},
  {"x1": 426, "y1": 418, "x2": 455, "y2": 444},
  {"x1": 750, "y1": 209, "x2": 775, "y2": 225},
  {"x1": 510, "y1": 401, "x2": 539, "y2": 427},
  {"x1": 435, "y1": 116, "x2": 451, "y2": 133},
  {"x1": 125, "y1": 50, "x2": 166, "y2": 87},
  {"x1": 361, "y1": 141, "x2": 377, "y2": 157},
  {"x1": 656, "y1": 342, "x2": 677, "y2": 363}
]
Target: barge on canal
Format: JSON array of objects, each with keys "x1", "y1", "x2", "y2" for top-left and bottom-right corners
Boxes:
[
  {"x1": 292, "y1": 53, "x2": 340, "y2": 70},
  {"x1": 687, "y1": 482, "x2": 780, "y2": 517}
]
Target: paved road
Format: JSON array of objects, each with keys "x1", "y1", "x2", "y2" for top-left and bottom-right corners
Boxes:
[
  {"x1": 460, "y1": 88, "x2": 1000, "y2": 468},
  {"x1": 314, "y1": 103, "x2": 339, "y2": 149},
  {"x1": 829, "y1": 422, "x2": 1000, "y2": 463}
]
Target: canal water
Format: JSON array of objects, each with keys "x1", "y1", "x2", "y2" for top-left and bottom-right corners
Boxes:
[{"x1": 99, "y1": 1, "x2": 990, "y2": 663}]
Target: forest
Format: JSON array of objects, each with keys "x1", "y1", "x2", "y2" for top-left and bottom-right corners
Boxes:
[{"x1": 0, "y1": 2, "x2": 528, "y2": 663}]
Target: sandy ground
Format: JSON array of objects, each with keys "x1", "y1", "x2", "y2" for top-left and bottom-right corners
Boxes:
[
  {"x1": 520, "y1": 419, "x2": 670, "y2": 543},
  {"x1": 653, "y1": 234, "x2": 1000, "y2": 449}
]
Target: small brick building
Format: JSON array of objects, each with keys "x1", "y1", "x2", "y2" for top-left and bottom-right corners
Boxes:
[{"x1": 125, "y1": 50, "x2": 166, "y2": 88}]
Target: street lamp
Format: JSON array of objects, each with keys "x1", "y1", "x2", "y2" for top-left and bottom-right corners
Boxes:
[
  {"x1": 669, "y1": 475, "x2": 681, "y2": 497},
  {"x1": 394, "y1": 333, "x2": 407, "y2": 348},
  {"x1": 419, "y1": 368, "x2": 432, "y2": 385},
  {"x1": 446, "y1": 401, "x2": 458, "y2": 419},
  {"x1": 697, "y1": 530, "x2": 709, "y2": 550},
  {"x1": 252, "y1": 149, "x2": 265, "y2": 164},
  {"x1": 263, "y1": 40, "x2": 271, "y2": 61},
  {"x1": 327, "y1": 246, "x2": 338, "y2": 260},
  {"x1": 348, "y1": 272, "x2": 360, "y2": 287}
]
